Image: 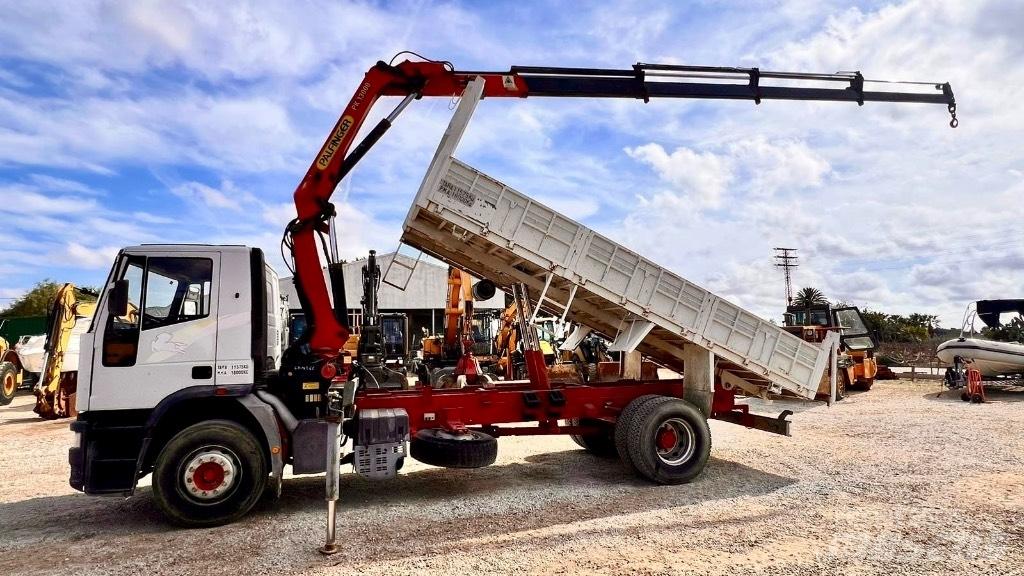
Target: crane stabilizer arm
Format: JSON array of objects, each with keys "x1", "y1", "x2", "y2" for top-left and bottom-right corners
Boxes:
[{"x1": 290, "y1": 57, "x2": 956, "y2": 358}]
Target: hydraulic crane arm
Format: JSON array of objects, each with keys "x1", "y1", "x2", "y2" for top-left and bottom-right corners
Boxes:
[{"x1": 288, "y1": 55, "x2": 957, "y2": 360}]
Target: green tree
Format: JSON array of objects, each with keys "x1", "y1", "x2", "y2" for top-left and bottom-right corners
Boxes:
[
  {"x1": 983, "y1": 316, "x2": 1024, "y2": 343},
  {"x1": 792, "y1": 287, "x2": 829, "y2": 308},
  {"x1": 0, "y1": 280, "x2": 97, "y2": 318}
]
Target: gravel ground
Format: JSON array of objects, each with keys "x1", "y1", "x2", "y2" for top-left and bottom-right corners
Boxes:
[{"x1": 1, "y1": 379, "x2": 1022, "y2": 576}]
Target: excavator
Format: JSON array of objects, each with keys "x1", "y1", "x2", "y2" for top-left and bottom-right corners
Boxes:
[
  {"x1": 493, "y1": 303, "x2": 574, "y2": 381},
  {"x1": 418, "y1": 266, "x2": 497, "y2": 387},
  {"x1": 23, "y1": 284, "x2": 98, "y2": 418}
]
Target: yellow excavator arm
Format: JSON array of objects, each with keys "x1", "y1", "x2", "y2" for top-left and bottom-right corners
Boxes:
[{"x1": 33, "y1": 284, "x2": 95, "y2": 419}]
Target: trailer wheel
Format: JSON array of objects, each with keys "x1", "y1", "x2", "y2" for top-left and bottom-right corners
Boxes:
[
  {"x1": 152, "y1": 420, "x2": 267, "y2": 527},
  {"x1": 568, "y1": 418, "x2": 616, "y2": 457},
  {"x1": 626, "y1": 398, "x2": 711, "y2": 485},
  {"x1": 613, "y1": 394, "x2": 662, "y2": 469},
  {"x1": 410, "y1": 428, "x2": 497, "y2": 468},
  {"x1": 0, "y1": 362, "x2": 17, "y2": 406}
]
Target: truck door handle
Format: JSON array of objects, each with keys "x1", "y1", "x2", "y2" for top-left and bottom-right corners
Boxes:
[{"x1": 192, "y1": 366, "x2": 213, "y2": 380}]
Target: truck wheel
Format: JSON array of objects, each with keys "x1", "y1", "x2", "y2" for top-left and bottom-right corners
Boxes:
[
  {"x1": 613, "y1": 394, "x2": 662, "y2": 469},
  {"x1": 152, "y1": 420, "x2": 267, "y2": 527},
  {"x1": 626, "y1": 397, "x2": 711, "y2": 485},
  {"x1": 431, "y1": 367, "x2": 456, "y2": 389},
  {"x1": 410, "y1": 428, "x2": 497, "y2": 468},
  {"x1": 0, "y1": 362, "x2": 17, "y2": 406},
  {"x1": 568, "y1": 418, "x2": 616, "y2": 457}
]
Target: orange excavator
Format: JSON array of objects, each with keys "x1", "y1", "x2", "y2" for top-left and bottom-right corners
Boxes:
[{"x1": 418, "y1": 266, "x2": 496, "y2": 387}]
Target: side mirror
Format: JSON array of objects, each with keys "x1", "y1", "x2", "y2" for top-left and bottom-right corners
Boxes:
[{"x1": 108, "y1": 279, "x2": 129, "y2": 317}]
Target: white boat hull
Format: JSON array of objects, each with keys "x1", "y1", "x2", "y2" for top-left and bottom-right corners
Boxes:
[{"x1": 936, "y1": 338, "x2": 1024, "y2": 378}]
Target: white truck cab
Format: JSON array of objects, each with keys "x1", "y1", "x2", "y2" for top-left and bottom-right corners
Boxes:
[{"x1": 70, "y1": 245, "x2": 292, "y2": 525}]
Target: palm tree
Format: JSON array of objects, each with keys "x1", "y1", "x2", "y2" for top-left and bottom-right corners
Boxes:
[{"x1": 792, "y1": 287, "x2": 828, "y2": 308}]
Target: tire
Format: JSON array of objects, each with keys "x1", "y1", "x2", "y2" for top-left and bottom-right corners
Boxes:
[
  {"x1": 859, "y1": 377, "x2": 874, "y2": 391},
  {"x1": 625, "y1": 397, "x2": 712, "y2": 485},
  {"x1": 613, "y1": 394, "x2": 663, "y2": 469},
  {"x1": 0, "y1": 361, "x2": 17, "y2": 406},
  {"x1": 960, "y1": 392, "x2": 970, "y2": 402},
  {"x1": 410, "y1": 428, "x2": 497, "y2": 468},
  {"x1": 431, "y1": 367, "x2": 456, "y2": 389},
  {"x1": 833, "y1": 372, "x2": 848, "y2": 401},
  {"x1": 568, "y1": 418, "x2": 617, "y2": 457},
  {"x1": 152, "y1": 420, "x2": 268, "y2": 528}
]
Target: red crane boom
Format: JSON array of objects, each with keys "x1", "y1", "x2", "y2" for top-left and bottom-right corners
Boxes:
[{"x1": 287, "y1": 55, "x2": 956, "y2": 363}]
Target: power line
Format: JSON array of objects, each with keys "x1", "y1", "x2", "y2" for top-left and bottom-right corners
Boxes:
[{"x1": 773, "y1": 247, "x2": 799, "y2": 305}]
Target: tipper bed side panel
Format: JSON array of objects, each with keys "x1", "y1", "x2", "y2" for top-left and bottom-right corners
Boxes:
[{"x1": 404, "y1": 153, "x2": 828, "y2": 399}]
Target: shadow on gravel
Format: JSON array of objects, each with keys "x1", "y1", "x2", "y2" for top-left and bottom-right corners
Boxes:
[
  {"x1": 926, "y1": 385, "x2": 1024, "y2": 403},
  {"x1": 0, "y1": 449, "x2": 794, "y2": 575},
  {"x1": 0, "y1": 398, "x2": 37, "y2": 413},
  {"x1": 0, "y1": 416, "x2": 48, "y2": 426}
]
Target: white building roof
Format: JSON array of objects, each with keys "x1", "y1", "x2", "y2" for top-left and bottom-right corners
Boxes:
[{"x1": 278, "y1": 252, "x2": 505, "y2": 311}]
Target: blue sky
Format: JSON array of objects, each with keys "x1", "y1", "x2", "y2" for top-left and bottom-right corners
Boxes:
[{"x1": 0, "y1": 0, "x2": 1021, "y2": 326}]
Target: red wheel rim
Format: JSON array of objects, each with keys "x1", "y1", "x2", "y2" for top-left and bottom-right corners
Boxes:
[
  {"x1": 192, "y1": 461, "x2": 226, "y2": 491},
  {"x1": 656, "y1": 426, "x2": 678, "y2": 451}
]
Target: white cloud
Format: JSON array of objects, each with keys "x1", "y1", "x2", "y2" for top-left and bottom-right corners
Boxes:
[
  {"x1": 62, "y1": 242, "x2": 120, "y2": 269},
  {"x1": 625, "y1": 144, "x2": 733, "y2": 208},
  {"x1": 171, "y1": 181, "x2": 245, "y2": 211},
  {"x1": 729, "y1": 137, "x2": 830, "y2": 197}
]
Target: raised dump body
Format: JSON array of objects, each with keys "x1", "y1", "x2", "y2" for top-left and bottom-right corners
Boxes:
[{"x1": 399, "y1": 78, "x2": 832, "y2": 399}]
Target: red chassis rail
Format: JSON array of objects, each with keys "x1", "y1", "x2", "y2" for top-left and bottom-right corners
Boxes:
[
  {"x1": 355, "y1": 377, "x2": 791, "y2": 437},
  {"x1": 288, "y1": 57, "x2": 955, "y2": 360},
  {"x1": 356, "y1": 378, "x2": 685, "y2": 437}
]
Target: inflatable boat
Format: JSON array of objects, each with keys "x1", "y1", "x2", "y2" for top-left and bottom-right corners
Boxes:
[{"x1": 936, "y1": 337, "x2": 1024, "y2": 378}]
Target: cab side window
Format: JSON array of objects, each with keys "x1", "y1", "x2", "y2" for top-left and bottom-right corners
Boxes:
[
  {"x1": 142, "y1": 258, "x2": 213, "y2": 331},
  {"x1": 102, "y1": 257, "x2": 144, "y2": 367},
  {"x1": 102, "y1": 256, "x2": 213, "y2": 366}
]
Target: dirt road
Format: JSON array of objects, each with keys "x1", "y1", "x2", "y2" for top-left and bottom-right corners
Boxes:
[{"x1": 1, "y1": 380, "x2": 1022, "y2": 575}]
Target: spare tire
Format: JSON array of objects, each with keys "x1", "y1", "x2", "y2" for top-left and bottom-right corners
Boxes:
[
  {"x1": 568, "y1": 418, "x2": 617, "y2": 457},
  {"x1": 411, "y1": 428, "x2": 497, "y2": 468},
  {"x1": 0, "y1": 361, "x2": 17, "y2": 406}
]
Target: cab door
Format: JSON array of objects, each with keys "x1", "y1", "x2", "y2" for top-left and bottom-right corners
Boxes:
[{"x1": 87, "y1": 251, "x2": 220, "y2": 411}]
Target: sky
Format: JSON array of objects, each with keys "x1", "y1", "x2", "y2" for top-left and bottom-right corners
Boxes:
[{"x1": 0, "y1": 0, "x2": 1021, "y2": 328}]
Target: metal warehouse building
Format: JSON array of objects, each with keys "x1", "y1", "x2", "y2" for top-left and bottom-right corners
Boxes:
[{"x1": 278, "y1": 252, "x2": 506, "y2": 348}]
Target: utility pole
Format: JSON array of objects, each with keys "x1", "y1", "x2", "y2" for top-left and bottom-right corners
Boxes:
[{"x1": 773, "y1": 248, "x2": 799, "y2": 305}]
